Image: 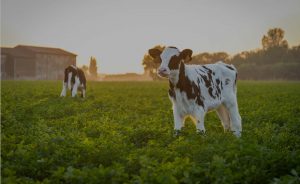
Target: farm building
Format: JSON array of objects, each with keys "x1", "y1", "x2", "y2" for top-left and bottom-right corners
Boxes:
[{"x1": 1, "y1": 45, "x2": 76, "y2": 80}]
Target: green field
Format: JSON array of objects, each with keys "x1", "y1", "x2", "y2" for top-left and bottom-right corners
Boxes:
[{"x1": 2, "y1": 81, "x2": 300, "y2": 183}]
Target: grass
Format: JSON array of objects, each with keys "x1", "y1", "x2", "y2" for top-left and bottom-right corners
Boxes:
[{"x1": 1, "y1": 81, "x2": 300, "y2": 183}]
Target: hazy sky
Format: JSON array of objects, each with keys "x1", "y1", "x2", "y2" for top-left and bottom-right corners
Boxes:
[{"x1": 1, "y1": 0, "x2": 300, "y2": 74}]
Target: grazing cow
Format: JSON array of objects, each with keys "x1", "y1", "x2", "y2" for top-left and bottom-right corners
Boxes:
[
  {"x1": 148, "y1": 46, "x2": 242, "y2": 137},
  {"x1": 60, "y1": 65, "x2": 86, "y2": 98}
]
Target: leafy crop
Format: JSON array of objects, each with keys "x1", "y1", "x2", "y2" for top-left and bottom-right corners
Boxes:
[{"x1": 2, "y1": 81, "x2": 300, "y2": 183}]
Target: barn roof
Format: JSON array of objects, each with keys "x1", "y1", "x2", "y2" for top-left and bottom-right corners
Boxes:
[
  {"x1": 1, "y1": 45, "x2": 77, "y2": 58},
  {"x1": 15, "y1": 45, "x2": 77, "y2": 56},
  {"x1": 1, "y1": 47, "x2": 35, "y2": 58}
]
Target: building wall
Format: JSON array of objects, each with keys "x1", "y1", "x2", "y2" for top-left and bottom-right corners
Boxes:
[
  {"x1": 14, "y1": 57, "x2": 36, "y2": 80},
  {"x1": 1, "y1": 55, "x2": 8, "y2": 79},
  {"x1": 1, "y1": 52, "x2": 76, "y2": 80},
  {"x1": 1, "y1": 54, "x2": 15, "y2": 79},
  {"x1": 35, "y1": 54, "x2": 76, "y2": 80}
]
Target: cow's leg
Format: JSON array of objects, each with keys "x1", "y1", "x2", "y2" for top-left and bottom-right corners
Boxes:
[
  {"x1": 82, "y1": 88, "x2": 86, "y2": 98},
  {"x1": 224, "y1": 97, "x2": 242, "y2": 137},
  {"x1": 67, "y1": 72, "x2": 72, "y2": 90},
  {"x1": 216, "y1": 104, "x2": 230, "y2": 131},
  {"x1": 193, "y1": 107, "x2": 206, "y2": 134},
  {"x1": 80, "y1": 84, "x2": 86, "y2": 98},
  {"x1": 71, "y1": 77, "x2": 80, "y2": 97},
  {"x1": 173, "y1": 105, "x2": 184, "y2": 136},
  {"x1": 60, "y1": 82, "x2": 67, "y2": 97},
  {"x1": 71, "y1": 84, "x2": 78, "y2": 97}
]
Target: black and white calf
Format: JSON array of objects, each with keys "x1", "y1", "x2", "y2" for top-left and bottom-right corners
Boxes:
[
  {"x1": 149, "y1": 46, "x2": 242, "y2": 137},
  {"x1": 60, "y1": 65, "x2": 86, "y2": 98}
]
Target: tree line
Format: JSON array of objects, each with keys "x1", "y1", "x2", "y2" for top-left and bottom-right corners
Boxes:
[
  {"x1": 81, "y1": 57, "x2": 99, "y2": 80},
  {"x1": 143, "y1": 28, "x2": 300, "y2": 80}
]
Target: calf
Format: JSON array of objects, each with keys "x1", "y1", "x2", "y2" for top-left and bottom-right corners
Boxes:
[
  {"x1": 60, "y1": 65, "x2": 86, "y2": 98},
  {"x1": 149, "y1": 46, "x2": 242, "y2": 137}
]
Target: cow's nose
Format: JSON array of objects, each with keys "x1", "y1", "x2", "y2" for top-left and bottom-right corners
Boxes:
[{"x1": 159, "y1": 68, "x2": 167, "y2": 73}]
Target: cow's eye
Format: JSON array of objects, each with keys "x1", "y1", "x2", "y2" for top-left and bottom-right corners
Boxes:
[{"x1": 168, "y1": 56, "x2": 180, "y2": 70}]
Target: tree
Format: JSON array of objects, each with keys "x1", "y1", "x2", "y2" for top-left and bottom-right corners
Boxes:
[
  {"x1": 81, "y1": 65, "x2": 89, "y2": 75},
  {"x1": 212, "y1": 52, "x2": 230, "y2": 63},
  {"x1": 289, "y1": 45, "x2": 300, "y2": 63},
  {"x1": 190, "y1": 52, "x2": 229, "y2": 64},
  {"x1": 142, "y1": 45, "x2": 165, "y2": 80},
  {"x1": 89, "y1": 57, "x2": 98, "y2": 78},
  {"x1": 262, "y1": 28, "x2": 288, "y2": 50}
]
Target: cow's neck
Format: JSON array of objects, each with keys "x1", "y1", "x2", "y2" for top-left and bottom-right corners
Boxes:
[{"x1": 169, "y1": 61, "x2": 185, "y2": 88}]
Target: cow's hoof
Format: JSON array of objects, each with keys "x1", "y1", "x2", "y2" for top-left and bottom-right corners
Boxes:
[
  {"x1": 173, "y1": 130, "x2": 182, "y2": 137},
  {"x1": 232, "y1": 131, "x2": 242, "y2": 138},
  {"x1": 197, "y1": 130, "x2": 206, "y2": 136}
]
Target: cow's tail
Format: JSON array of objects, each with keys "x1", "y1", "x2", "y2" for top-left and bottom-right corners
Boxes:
[
  {"x1": 227, "y1": 63, "x2": 238, "y2": 94},
  {"x1": 234, "y1": 71, "x2": 238, "y2": 94},
  {"x1": 218, "y1": 61, "x2": 238, "y2": 94}
]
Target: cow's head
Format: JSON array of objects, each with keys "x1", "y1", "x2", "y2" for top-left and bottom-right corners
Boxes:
[{"x1": 148, "y1": 46, "x2": 193, "y2": 78}]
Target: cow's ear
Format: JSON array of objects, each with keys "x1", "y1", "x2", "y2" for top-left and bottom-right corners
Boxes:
[
  {"x1": 148, "y1": 48, "x2": 162, "y2": 59},
  {"x1": 179, "y1": 49, "x2": 193, "y2": 63}
]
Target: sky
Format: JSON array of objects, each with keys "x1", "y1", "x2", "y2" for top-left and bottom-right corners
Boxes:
[{"x1": 1, "y1": 0, "x2": 300, "y2": 74}]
